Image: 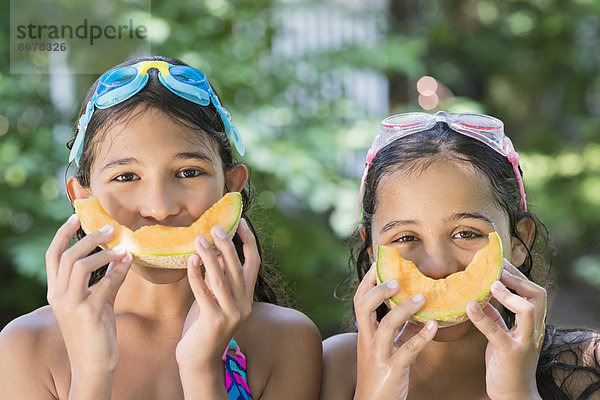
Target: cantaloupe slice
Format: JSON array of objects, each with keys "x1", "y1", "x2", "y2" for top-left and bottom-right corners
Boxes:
[
  {"x1": 74, "y1": 192, "x2": 243, "y2": 269},
  {"x1": 376, "y1": 231, "x2": 503, "y2": 327}
]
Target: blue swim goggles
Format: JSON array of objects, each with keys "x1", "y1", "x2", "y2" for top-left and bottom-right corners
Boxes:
[{"x1": 69, "y1": 60, "x2": 244, "y2": 166}]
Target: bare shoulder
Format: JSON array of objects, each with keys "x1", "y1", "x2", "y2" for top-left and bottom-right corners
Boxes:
[
  {"x1": 320, "y1": 332, "x2": 358, "y2": 400},
  {"x1": 0, "y1": 305, "x2": 63, "y2": 358},
  {"x1": 241, "y1": 302, "x2": 322, "y2": 400},
  {"x1": 0, "y1": 306, "x2": 66, "y2": 398},
  {"x1": 545, "y1": 328, "x2": 600, "y2": 399},
  {"x1": 244, "y1": 302, "x2": 322, "y2": 361},
  {"x1": 250, "y1": 301, "x2": 320, "y2": 329},
  {"x1": 323, "y1": 331, "x2": 358, "y2": 356}
]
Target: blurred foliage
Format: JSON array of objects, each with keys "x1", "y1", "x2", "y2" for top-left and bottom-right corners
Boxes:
[{"x1": 1, "y1": 0, "x2": 599, "y2": 336}]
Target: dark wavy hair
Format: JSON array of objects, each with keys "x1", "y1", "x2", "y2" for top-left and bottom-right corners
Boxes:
[
  {"x1": 349, "y1": 121, "x2": 599, "y2": 398},
  {"x1": 67, "y1": 56, "x2": 287, "y2": 306}
]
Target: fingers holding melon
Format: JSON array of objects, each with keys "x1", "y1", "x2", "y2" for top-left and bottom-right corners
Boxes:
[
  {"x1": 186, "y1": 253, "x2": 219, "y2": 314},
  {"x1": 194, "y1": 231, "x2": 238, "y2": 315},
  {"x1": 354, "y1": 267, "x2": 401, "y2": 339},
  {"x1": 490, "y1": 265, "x2": 547, "y2": 348},
  {"x1": 375, "y1": 232, "x2": 503, "y2": 328},
  {"x1": 233, "y1": 218, "x2": 260, "y2": 305},
  {"x1": 45, "y1": 214, "x2": 81, "y2": 290},
  {"x1": 191, "y1": 219, "x2": 258, "y2": 319},
  {"x1": 47, "y1": 217, "x2": 132, "y2": 302},
  {"x1": 353, "y1": 263, "x2": 378, "y2": 308},
  {"x1": 176, "y1": 220, "x2": 259, "y2": 370},
  {"x1": 74, "y1": 192, "x2": 243, "y2": 269},
  {"x1": 499, "y1": 263, "x2": 547, "y2": 308},
  {"x1": 354, "y1": 279, "x2": 437, "y2": 400},
  {"x1": 376, "y1": 294, "x2": 430, "y2": 349}
]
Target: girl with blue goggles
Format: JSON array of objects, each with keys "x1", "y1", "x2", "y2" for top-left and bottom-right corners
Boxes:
[
  {"x1": 0, "y1": 57, "x2": 323, "y2": 399},
  {"x1": 69, "y1": 60, "x2": 245, "y2": 166}
]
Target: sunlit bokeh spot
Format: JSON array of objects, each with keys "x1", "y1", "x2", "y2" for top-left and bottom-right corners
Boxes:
[
  {"x1": 582, "y1": 177, "x2": 600, "y2": 205},
  {"x1": 583, "y1": 143, "x2": 600, "y2": 172},
  {"x1": 417, "y1": 75, "x2": 438, "y2": 96},
  {"x1": 557, "y1": 152, "x2": 584, "y2": 177},
  {"x1": 419, "y1": 93, "x2": 439, "y2": 110},
  {"x1": 477, "y1": 1, "x2": 499, "y2": 25},
  {"x1": 148, "y1": 16, "x2": 170, "y2": 45},
  {"x1": 507, "y1": 11, "x2": 536, "y2": 37},
  {"x1": 5, "y1": 165, "x2": 27, "y2": 188},
  {"x1": 10, "y1": 212, "x2": 33, "y2": 234}
]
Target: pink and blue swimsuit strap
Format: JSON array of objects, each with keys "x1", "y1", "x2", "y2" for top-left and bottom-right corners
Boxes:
[{"x1": 223, "y1": 338, "x2": 252, "y2": 400}]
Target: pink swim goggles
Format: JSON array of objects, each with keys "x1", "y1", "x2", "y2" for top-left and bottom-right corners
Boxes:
[{"x1": 355, "y1": 111, "x2": 527, "y2": 218}]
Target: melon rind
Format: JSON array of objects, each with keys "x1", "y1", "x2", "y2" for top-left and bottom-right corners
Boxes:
[
  {"x1": 376, "y1": 232, "x2": 503, "y2": 328},
  {"x1": 74, "y1": 192, "x2": 243, "y2": 269}
]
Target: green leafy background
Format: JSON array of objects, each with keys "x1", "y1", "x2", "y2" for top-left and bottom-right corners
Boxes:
[{"x1": 1, "y1": 0, "x2": 599, "y2": 338}]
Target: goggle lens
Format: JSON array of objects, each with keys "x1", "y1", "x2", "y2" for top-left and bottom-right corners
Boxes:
[
  {"x1": 169, "y1": 65, "x2": 207, "y2": 86},
  {"x1": 381, "y1": 113, "x2": 435, "y2": 146},
  {"x1": 98, "y1": 67, "x2": 137, "y2": 93},
  {"x1": 453, "y1": 114, "x2": 503, "y2": 134}
]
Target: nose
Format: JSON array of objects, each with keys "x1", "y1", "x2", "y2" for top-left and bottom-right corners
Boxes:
[
  {"x1": 415, "y1": 240, "x2": 465, "y2": 280},
  {"x1": 138, "y1": 180, "x2": 182, "y2": 223}
]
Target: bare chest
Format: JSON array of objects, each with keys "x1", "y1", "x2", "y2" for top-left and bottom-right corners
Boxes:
[
  {"x1": 407, "y1": 389, "x2": 490, "y2": 400},
  {"x1": 51, "y1": 333, "x2": 186, "y2": 399},
  {"x1": 407, "y1": 366, "x2": 490, "y2": 400},
  {"x1": 50, "y1": 325, "x2": 267, "y2": 399}
]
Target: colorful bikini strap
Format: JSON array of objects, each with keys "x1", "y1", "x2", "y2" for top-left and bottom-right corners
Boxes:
[{"x1": 223, "y1": 338, "x2": 252, "y2": 400}]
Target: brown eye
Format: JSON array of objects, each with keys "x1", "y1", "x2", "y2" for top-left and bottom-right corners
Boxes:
[
  {"x1": 454, "y1": 230, "x2": 478, "y2": 239},
  {"x1": 114, "y1": 172, "x2": 138, "y2": 182},
  {"x1": 176, "y1": 169, "x2": 202, "y2": 178},
  {"x1": 394, "y1": 235, "x2": 418, "y2": 243}
]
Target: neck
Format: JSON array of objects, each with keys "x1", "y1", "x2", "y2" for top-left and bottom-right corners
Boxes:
[
  {"x1": 115, "y1": 263, "x2": 195, "y2": 322},
  {"x1": 410, "y1": 322, "x2": 489, "y2": 394}
]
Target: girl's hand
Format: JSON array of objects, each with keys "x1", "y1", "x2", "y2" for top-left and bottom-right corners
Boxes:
[
  {"x1": 176, "y1": 218, "x2": 259, "y2": 395},
  {"x1": 45, "y1": 214, "x2": 132, "y2": 395},
  {"x1": 467, "y1": 259, "x2": 546, "y2": 400},
  {"x1": 354, "y1": 263, "x2": 438, "y2": 400}
]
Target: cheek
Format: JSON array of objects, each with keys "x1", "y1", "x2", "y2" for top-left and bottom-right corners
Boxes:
[
  {"x1": 369, "y1": 229, "x2": 383, "y2": 260},
  {"x1": 495, "y1": 221, "x2": 514, "y2": 262},
  {"x1": 192, "y1": 193, "x2": 225, "y2": 216}
]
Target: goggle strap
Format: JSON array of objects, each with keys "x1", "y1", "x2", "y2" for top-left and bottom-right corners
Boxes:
[
  {"x1": 69, "y1": 127, "x2": 85, "y2": 167},
  {"x1": 213, "y1": 99, "x2": 245, "y2": 156},
  {"x1": 507, "y1": 151, "x2": 527, "y2": 211},
  {"x1": 226, "y1": 122, "x2": 245, "y2": 156},
  {"x1": 355, "y1": 165, "x2": 369, "y2": 220},
  {"x1": 69, "y1": 96, "x2": 97, "y2": 167},
  {"x1": 355, "y1": 137, "x2": 380, "y2": 220}
]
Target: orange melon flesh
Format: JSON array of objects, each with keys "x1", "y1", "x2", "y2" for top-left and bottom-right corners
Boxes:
[
  {"x1": 74, "y1": 192, "x2": 243, "y2": 269},
  {"x1": 376, "y1": 231, "x2": 503, "y2": 327}
]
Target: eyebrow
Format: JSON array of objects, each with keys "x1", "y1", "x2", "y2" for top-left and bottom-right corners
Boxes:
[
  {"x1": 100, "y1": 157, "x2": 138, "y2": 173},
  {"x1": 379, "y1": 213, "x2": 493, "y2": 235},
  {"x1": 380, "y1": 219, "x2": 419, "y2": 235},
  {"x1": 100, "y1": 152, "x2": 213, "y2": 173},
  {"x1": 173, "y1": 151, "x2": 213, "y2": 162},
  {"x1": 451, "y1": 212, "x2": 493, "y2": 225}
]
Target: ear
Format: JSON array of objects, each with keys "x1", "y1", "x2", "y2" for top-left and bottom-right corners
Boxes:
[
  {"x1": 359, "y1": 224, "x2": 375, "y2": 263},
  {"x1": 66, "y1": 176, "x2": 91, "y2": 206},
  {"x1": 511, "y1": 217, "x2": 535, "y2": 268},
  {"x1": 225, "y1": 164, "x2": 248, "y2": 194}
]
